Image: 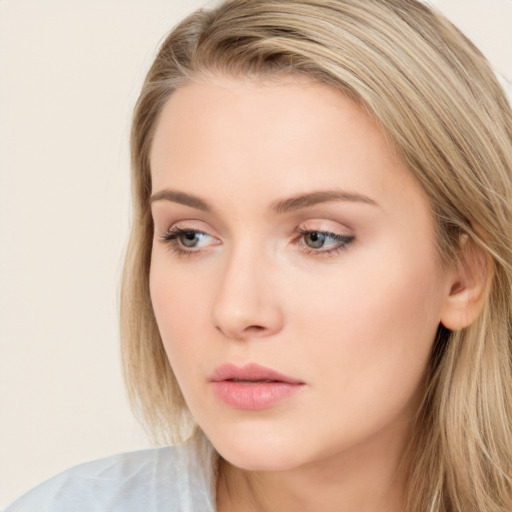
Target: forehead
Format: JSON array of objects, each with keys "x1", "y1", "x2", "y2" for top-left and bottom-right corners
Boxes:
[
  {"x1": 149, "y1": 74, "x2": 425, "y2": 215},
  {"x1": 151, "y1": 75, "x2": 377, "y2": 158}
]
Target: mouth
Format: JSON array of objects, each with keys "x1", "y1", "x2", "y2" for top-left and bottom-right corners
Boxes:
[
  {"x1": 226, "y1": 378, "x2": 282, "y2": 384},
  {"x1": 210, "y1": 362, "x2": 304, "y2": 384},
  {"x1": 209, "y1": 363, "x2": 305, "y2": 410}
]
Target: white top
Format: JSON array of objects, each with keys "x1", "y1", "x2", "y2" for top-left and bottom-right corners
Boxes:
[{"x1": 4, "y1": 434, "x2": 217, "y2": 512}]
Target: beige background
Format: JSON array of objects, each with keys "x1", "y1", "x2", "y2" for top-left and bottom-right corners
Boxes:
[{"x1": 1, "y1": 0, "x2": 511, "y2": 508}]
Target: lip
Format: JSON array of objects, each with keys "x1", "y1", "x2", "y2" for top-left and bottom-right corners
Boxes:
[{"x1": 209, "y1": 363, "x2": 305, "y2": 410}]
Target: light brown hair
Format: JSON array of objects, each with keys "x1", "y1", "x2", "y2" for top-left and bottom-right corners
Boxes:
[{"x1": 121, "y1": 1, "x2": 512, "y2": 509}]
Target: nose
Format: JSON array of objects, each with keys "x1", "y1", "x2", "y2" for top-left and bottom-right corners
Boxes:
[{"x1": 211, "y1": 245, "x2": 284, "y2": 341}]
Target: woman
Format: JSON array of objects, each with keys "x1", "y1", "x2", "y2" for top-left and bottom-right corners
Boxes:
[{"x1": 6, "y1": 0, "x2": 512, "y2": 511}]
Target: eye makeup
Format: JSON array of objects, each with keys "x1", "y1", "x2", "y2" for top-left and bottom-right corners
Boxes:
[
  {"x1": 158, "y1": 226, "x2": 219, "y2": 257},
  {"x1": 295, "y1": 228, "x2": 355, "y2": 256},
  {"x1": 157, "y1": 223, "x2": 355, "y2": 259}
]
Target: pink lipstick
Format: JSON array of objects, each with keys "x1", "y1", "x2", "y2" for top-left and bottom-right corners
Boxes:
[{"x1": 209, "y1": 363, "x2": 305, "y2": 410}]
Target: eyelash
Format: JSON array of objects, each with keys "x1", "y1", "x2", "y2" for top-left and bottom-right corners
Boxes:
[
  {"x1": 158, "y1": 226, "x2": 355, "y2": 257},
  {"x1": 295, "y1": 228, "x2": 355, "y2": 256},
  {"x1": 159, "y1": 226, "x2": 211, "y2": 257}
]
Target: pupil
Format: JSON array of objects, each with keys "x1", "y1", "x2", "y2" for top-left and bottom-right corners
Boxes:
[
  {"x1": 181, "y1": 232, "x2": 198, "y2": 247},
  {"x1": 307, "y1": 232, "x2": 325, "y2": 248}
]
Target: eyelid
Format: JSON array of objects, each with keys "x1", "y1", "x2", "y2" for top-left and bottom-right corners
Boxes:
[
  {"x1": 157, "y1": 221, "x2": 221, "y2": 257},
  {"x1": 295, "y1": 219, "x2": 355, "y2": 256},
  {"x1": 164, "y1": 218, "x2": 217, "y2": 232},
  {"x1": 162, "y1": 224, "x2": 219, "y2": 242},
  {"x1": 157, "y1": 218, "x2": 355, "y2": 258},
  {"x1": 297, "y1": 218, "x2": 353, "y2": 232}
]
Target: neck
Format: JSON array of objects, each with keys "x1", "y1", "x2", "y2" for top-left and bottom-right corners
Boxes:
[{"x1": 216, "y1": 421, "x2": 412, "y2": 512}]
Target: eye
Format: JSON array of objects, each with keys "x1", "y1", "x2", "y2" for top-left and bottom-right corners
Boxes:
[
  {"x1": 159, "y1": 226, "x2": 219, "y2": 256},
  {"x1": 298, "y1": 229, "x2": 355, "y2": 255},
  {"x1": 177, "y1": 230, "x2": 206, "y2": 248},
  {"x1": 303, "y1": 231, "x2": 328, "y2": 249}
]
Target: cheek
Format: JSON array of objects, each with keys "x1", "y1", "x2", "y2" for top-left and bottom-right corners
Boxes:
[
  {"x1": 286, "y1": 242, "x2": 445, "y2": 418},
  {"x1": 149, "y1": 252, "x2": 211, "y2": 377}
]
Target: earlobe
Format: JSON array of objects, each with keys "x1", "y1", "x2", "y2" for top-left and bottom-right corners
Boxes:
[{"x1": 440, "y1": 235, "x2": 492, "y2": 331}]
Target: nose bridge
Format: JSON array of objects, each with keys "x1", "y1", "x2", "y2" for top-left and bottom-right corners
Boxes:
[{"x1": 212, "y1": 238, "x2": 283, "y2": 340}]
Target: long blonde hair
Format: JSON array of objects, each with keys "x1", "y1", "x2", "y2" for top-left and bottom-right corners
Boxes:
[{"x1": 121, "y1": 1, "x2": 512, "y2": 509}]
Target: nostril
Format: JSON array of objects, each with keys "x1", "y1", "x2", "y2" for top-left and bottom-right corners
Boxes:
[
  {"x1": 215, "y1": 323, "x2": 266, "y2": 339},
  {"x1": 244, "y1": 325, "x2": 265, "y2": 333}
]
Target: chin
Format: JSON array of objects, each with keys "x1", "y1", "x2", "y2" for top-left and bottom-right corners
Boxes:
[{"x1": 204, "y1": 422, "x2": 310, "y2": 472}]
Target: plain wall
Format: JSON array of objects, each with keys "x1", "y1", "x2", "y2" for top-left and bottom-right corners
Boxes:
[{"x1": 1, "y1": 0, "x2": 511, "y2": 508}]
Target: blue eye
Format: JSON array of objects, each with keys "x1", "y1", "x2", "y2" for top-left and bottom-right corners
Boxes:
[
  {"x1": 303, "y1": 231, "x2": 328, "y2": 248},
  {"x1": 178, "y1": 231, "x2": 204, "y2": 248},
  {"x1": 160, "y1": 227, "x2": 216, "y2": 255},
  {"x1": 299, "y1": 230, "x2": 354, "y2": 254}
]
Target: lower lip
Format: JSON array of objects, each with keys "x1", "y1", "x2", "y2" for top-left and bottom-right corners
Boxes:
[{"x1": 211, "y1": 381, "x2": 304, "y2": 410}]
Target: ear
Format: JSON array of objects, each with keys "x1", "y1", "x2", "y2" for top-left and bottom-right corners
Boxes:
[{"x1": 440, "y1": 234, "x2": 492, "y2": 331}]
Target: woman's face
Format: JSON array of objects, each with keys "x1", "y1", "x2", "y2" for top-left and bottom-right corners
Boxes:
[{"x1": 149, "y1": 75, "x2": 453, "y2": 471}]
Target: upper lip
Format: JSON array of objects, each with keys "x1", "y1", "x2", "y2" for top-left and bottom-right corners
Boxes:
[{"x1": 210, "y1": 363, "x2": 304, "y2": 384}]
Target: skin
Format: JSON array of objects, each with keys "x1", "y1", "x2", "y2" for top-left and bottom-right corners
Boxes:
[{"x1": 149, "y1": 75, "x2": 460, "y2": 512}]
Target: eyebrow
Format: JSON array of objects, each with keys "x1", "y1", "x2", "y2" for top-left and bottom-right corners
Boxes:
[
  {"x1": 149, "y1": 189, "x2": 213, "y2": 211},
  {"x1": 149, "y1": 189, "x2": 378, "y2": 213},
  {"x1": 271, "y1": 190, "x2": 379, "y2": 214}
]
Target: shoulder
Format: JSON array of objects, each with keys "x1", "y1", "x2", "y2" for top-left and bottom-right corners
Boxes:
[{"x1": 4, "y1": 435, "x2": 217, "y2": 512}]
